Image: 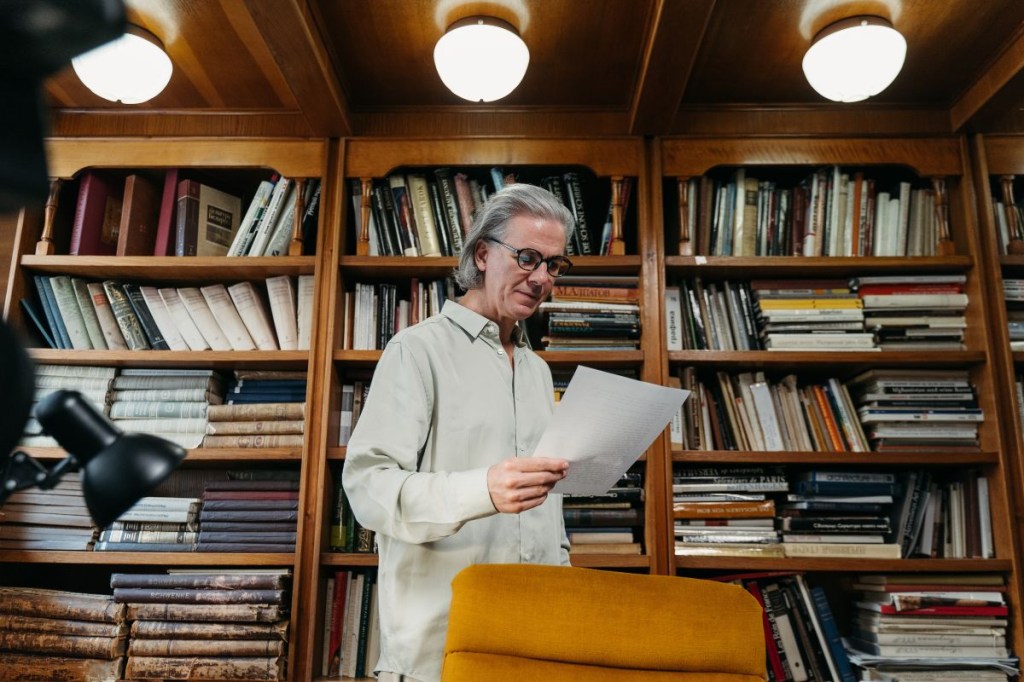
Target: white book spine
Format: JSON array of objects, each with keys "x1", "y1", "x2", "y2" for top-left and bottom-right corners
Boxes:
[
  {"x1": 261, "y1": 190, "x2": 299, "y2": 257},
  {"x1": 296, "y1": 274, "x2": 315, "y2": 351},
  {"x1": 227, "y1": 281, "x2": 279, "y2": 351},
  {"x1": 70, "y1": 277, "x2": 107, "y2": 349},
  {"x1": 200, "y1": 284, "x2": 256, "y2": 351},
  {"x1": 228, "y1": 179, "x2": 276, "y2": 257},
  {"x1": 176, "y1": 287, "x2": 232, "y2": 351},
  {"x1": 139, "y1": 286, "x2": 189, "y2": 351},
  {"x1": 247, "y1": 178, "x2": 293, "y2": 256},
  {"x1": 158, "y1": 288, "x2": 211, "y2": 351},
  {"x1": 265, "y1": 275, "x2": 298, "y2": 350},
  {"x1": 664, "y1": 285, "x2": 683, "y2": 351}
]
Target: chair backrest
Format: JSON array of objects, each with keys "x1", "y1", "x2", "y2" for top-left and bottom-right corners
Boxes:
[{"x1": 441, "y1": 563, "x2": 767, "y2": 682}]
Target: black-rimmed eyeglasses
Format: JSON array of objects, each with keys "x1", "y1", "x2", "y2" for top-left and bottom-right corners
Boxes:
[{"x1": 485, "y1": 238, "x2": 574, "y2": 277}]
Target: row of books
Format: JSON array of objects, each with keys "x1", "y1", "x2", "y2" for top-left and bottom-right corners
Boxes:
[
  {"x1": 564, "y1": 471, "x2": 645, "y2": 555},
  {"x1": 353, "y1": 168, "x2": 629, "y2": 259},
  {"x1": 321, "y1": 569, "x2": 379, "y2": 679},
  {"x1": 673, "y1": 466, "x2": 994, "y2": 560},
  {"x1": 329, "y1": 471, "x2": 375, "y2": 554},
  {"x1": 66, "y1": 168, "x2": 320, "y2": 258},
  {"x1": 990, "y1": 182, "x2": 1024, "y2": 256},
  {"x1": 681, "y1": 166, "x2": 944, "y2": 257},
  {"x1": 1004, "y1": 278, "x2": 1024, "y2": 350},
  {"x1": 21, "y1": 365, "x2": 307, "y2": 451},
  {"x1": 672, "y1": 368, "x2": 981, "y2": 453},
  {"x1": 665, "y1": 275, "x2": 968, "y2": 352},
  {"x1": 94, "y1": 470, "x2": 301, "y2": 553},
  {"x1": 341, "y1": 277, "x2": 457, "y2": 351},
  {"x1": 112, "y1": 569, "x2": 291, "y2": 681},
  {"x1": 24, "y1": 274, "x2": 314, "y2": 352}
]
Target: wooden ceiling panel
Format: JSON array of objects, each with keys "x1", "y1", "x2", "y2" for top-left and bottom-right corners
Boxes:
[
  {"x1": 684, "y1": 0, "x2": 1024, "y2": 107},
  {"x1": 44, "y1": 0, "x2": 298, "y2": 111},
  {"x1": 316, "y1": 0, "x2": 657, "y2": 109}
]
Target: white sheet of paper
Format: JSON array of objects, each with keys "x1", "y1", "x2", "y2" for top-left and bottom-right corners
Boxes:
[{"x1": 532, "y1": 366, "x2": 689, "y2": 495}]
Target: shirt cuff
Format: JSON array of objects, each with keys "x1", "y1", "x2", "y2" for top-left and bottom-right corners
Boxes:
[{"x1": 451, "y1": 467, "x2": 497, "y2": 520}]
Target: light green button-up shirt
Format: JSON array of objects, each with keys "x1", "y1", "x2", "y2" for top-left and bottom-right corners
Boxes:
[{"x1": 342, "y1": 300, "x2": 570, "y2": 682}]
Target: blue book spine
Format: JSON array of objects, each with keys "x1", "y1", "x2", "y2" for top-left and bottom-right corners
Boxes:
[
  {"x1": 36, "y1": 275, "x2": 71, "y2": 349},
  {"x1": 809, "y1": 585, "x2": 857, "y2": 682}
]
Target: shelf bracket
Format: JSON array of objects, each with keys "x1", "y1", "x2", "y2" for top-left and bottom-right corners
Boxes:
[
  {"x1": 35, "y1": 178, "x2": 60, "y2": 256},
  {"x1": 357, "y1": 177, "x2": 372, "y2": 256}
]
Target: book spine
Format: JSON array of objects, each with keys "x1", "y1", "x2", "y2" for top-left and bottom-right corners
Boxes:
[
  {"x1": 122, "y1": 283, "x2": 170, "y2": 350},
  {"x1": 177, "y1": 286, "x2": 232, "y2": 350},
  {"x1": 101, "y1": 281, "x2": 150, "y2": 350},
  {"x1": 139, "y1": 285, "x2": 189, "y2": 351},
  {"x1": 69, "y1": 277, "x2": 107, "y2": 349},
  {"x1": 125, "y1": 656, "x2": 284, "y2": 680},
  {"x1": 158, "y1": 287, "x2": 210, "y2": 351},
  {"x1": 265, "y1": 275, "x2": 298, "y2": 350},
  {"x1": 227, "y1": 281, "x2": 279, "y2": 350},
  {"x1": 202, "y1": 434, "x2": 305, "y2": 448},
  {"x1": 129, "y1": 638, "x2": 285, "y2": 656},
  {"x1": 200, "y1": 283, "x2": 256, "y2": 350},
  {"x1": 174, "y1": 178, "x2": 201, "y2": 256}
]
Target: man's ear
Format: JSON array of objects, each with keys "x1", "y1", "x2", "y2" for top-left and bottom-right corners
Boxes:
[{"x1": 474, "y1": 239, "x2": 489, "y2": 272}]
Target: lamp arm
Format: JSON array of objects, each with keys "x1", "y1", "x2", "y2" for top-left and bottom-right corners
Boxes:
[{"x1": 0, "y1": 450, "x2": 77, "y2": 506}]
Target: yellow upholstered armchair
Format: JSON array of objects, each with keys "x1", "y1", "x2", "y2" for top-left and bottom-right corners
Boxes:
[{"x1": 441, "y1": 563, "x2": 767, "y2": 682}]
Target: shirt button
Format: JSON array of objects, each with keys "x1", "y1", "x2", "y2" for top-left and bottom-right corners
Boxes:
[{"x1": 497, "y1": 349, "x2": 504, "y2": 355}]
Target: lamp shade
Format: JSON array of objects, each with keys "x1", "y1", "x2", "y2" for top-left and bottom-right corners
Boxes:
[
  {"x1": 35, "y1": 390, "x2": 187, "y2": 527},
  {"x1": 434, "y1": 16, "x2": 529, "y2": 102},
  {"x1": 802, "y1": 16, "x2": 906, "y2": 103},
  {"x1": 72, "y1": 25, "x2": 172, "y2": 104}
]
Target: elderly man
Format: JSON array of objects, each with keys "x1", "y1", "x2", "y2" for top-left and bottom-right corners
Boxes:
[{"x1": 342, "y1": 182, "x2": 576, "y2": 682}]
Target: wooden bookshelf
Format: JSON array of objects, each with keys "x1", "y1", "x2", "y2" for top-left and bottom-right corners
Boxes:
[
  {"x1": 6, "y1": 132, "x2": 1024, "y2": 681},
  {"x1": 657, "y1": 135, "x2": 1024, "y2": 661},
  {"x1": 1, "y1": 137, "x2": 329, "y2": 682}
]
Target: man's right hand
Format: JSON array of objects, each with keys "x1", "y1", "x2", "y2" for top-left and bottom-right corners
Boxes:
[{"x1": 486, "y1": 457, "x2": 569, "y2": 513}]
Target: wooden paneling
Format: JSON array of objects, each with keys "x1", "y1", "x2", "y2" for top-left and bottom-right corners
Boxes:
[{"x1": 37, "y1": 0, "x2": 1024, "y2": 137}]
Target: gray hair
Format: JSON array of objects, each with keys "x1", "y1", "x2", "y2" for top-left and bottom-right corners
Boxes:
[{"x1": 454, "y1": 183, "x2": 575, "y2": 290}]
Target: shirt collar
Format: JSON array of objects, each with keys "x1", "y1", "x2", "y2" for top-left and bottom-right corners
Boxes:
[{"x1": 442, "y1": 300, "x2": 528, "y2": 347}]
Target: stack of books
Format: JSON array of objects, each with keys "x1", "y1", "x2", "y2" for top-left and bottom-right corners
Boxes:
[
  {"x1": 20, "y1": 364, "x2": 115, "y2": 448},
  {"x1": 853, "y1": 275, "x2": 969, "y2": 350},
  {"x1": 94, "y1": 496, "x2": 200, "y2": 552},
  {"x1": 751, "y1": 278, "x2": 874, "y2": 351},
  {"x1": 196, "y1": 473, "x2": 300, "y2": 553},
  {"x1": 109, "y1": 368, "x2": 226, "y2": 449},
  {"x1": 114, "y1": 569, "x2": 290, "y2": 681},
  {"x1": 0, "y1": 472, "x2": 97, "y2": 550},
  {"x1": 1003, "y1": 279, "x2": 1024, "y2": 350},
  {"x1": 844, "y1": 573, "x2": 1015, "y2": 680},
  {"x1": 564, "y1": 471, "x2": 644, "y2": 555},
  {"x1": 672, "y1": 465, "x2": 786, "y2": 557},
  {"x1": 0, "y1": 586, "x2": 127, "y2": 680},
  {"x1": 538, "y1": 300, "x2": 641, "y2": 351},
  {"x1": 781, "y1": 471, "x2": 900, "y2": 559},
  {"x1": 204, "y1": 399, "x2": 306, "y2": 450},
  {"x1": 202, "y1": 370, "x2": 307, "y2": 449},
  {"x1": 847, "y1": 369, "x2": 983, "y2": 452}
]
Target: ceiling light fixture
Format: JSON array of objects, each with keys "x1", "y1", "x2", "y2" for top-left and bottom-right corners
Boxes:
[
  {"x1": 434, "y1": 16, "x2": 529, "y2": 103},
  {"x1": 72, "y1": 24, "x2": 173, "y2": 104},
  {"x1": 802, "y1": 16, "x2": 906, "y2": 103}
]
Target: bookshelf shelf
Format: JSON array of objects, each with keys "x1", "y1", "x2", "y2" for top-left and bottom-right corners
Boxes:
[
  {"x1": 333, "y1": 349, "x2": 646, "y2": 368},
  {"x1": 666, "y1": 350, "x2": 985, "y2": 369},
  {"x1": 321, "y1": 553, "x2": 379, "y2": 567},
  {"x1": 672, "y1": 557, "x2": 1015, "y2": 572},
  {"x1": 20, "y1": 255, "x2": 317, "y2": 280},
  {"x1": 672, "y1": 449, "x2": 1000, "y2": 465},
  {"x1": 338, "y1": 255, "x2": 642, "y2": 279},
  {"x1": 28, "y1": 349, "x2": 310, "y2": 369},
  {"x1": 0, "y1": 551, "x2": 297, "y2": 565},
  {"x1": 664, "y1": 255, "x2": 973, "y2": 278},
  {"x1": 20, "y1": 446, "x2": 304, "y2": 463}
]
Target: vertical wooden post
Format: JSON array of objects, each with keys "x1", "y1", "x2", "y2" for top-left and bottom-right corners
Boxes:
[
  {"x1": 289, "y1": 177, "x2": 307, "y2": 256},
  {"x1": 677, "y1": 177, "x2": 693, "y2": 256},
  {"x1": 608, "y1": 175, "x2": 626, "y2": 256},
  {"x1": 1000, "y1": 175, "x2": 1024, "y2": 255},
  {"x1": 931, "y1": 177, "x2": 956, "y2": 256},
  {"x1": 35, "y1": 179, "x2": 60, "y2": 255},
  {"x1": 356, "y1": 178, "x2": 372, "y2": 256}
]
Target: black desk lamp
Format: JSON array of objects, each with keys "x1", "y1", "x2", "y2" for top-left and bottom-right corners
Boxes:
[{"x1": 0, "y1": 320, "x2": 187, "y2": 528}]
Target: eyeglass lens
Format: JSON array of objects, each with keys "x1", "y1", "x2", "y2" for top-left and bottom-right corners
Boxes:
[{"x1": 516, "y1": 249, "x2": 570, "y2": 276}]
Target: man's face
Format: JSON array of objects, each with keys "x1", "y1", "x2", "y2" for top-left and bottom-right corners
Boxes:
[{"x1": 475, "y1": 214, "x2": 567, "y2": 325}]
